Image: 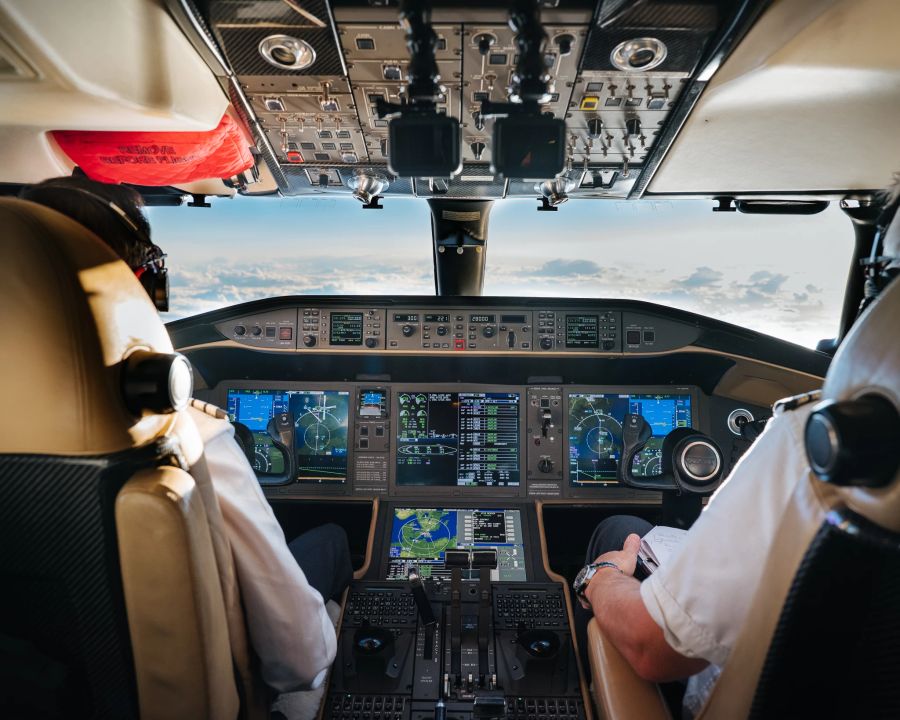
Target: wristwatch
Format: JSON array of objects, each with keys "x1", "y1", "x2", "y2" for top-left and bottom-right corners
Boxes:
[{"x1": 573, "y1": 561, "x2": 621, "y2": 601}]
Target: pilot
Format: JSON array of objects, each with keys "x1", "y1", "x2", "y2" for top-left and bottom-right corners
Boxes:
[
  {"x1": 21, "y1": 176, "x2": 353, "y2": 697},
  {"x1": 573, "y1": 173, "x2": 900, "y2": 717}
]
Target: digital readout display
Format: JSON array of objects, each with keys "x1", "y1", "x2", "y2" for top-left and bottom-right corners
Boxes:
[
  {"x1": 424, "y1": 314, "x2": 451, "y2": 323},
  {"x1": 330, "y1": 312, "x2": 363, "y2": 345},
  {"x1": 470, "y1": 314, "x2": 496, "y2": 323},
  {"x1": 501, "y1": 314, "x2": 527, "y2": 324},
  {"x1": 394, "y1": 313, "x2": 420, "y2": 323},
  {"x1": 565, "y1": 314, "x2": 600, "y2": 349}
]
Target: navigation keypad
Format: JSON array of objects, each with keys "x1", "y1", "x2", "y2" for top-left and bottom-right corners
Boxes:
[
  {"x1": 494, "y1": 591, "x2": 565, "y2": 629},
  {"x1": 326, "y1": 694, "x2": 406, "y2": 720},
  {"x1": 507, "y1": 697, "x2": 584, "y2": 720},
  {"x1": 345, "y1": 590, "x2": 417, "y2": 627}
]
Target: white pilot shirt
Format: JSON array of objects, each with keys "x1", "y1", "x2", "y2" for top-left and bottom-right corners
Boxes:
[
  {"x1": 638, "y1": 401, "x2": 815, "y2": 711},
  {"x1": 202, "y1": 421, "x2": 337, "y2": 693}
]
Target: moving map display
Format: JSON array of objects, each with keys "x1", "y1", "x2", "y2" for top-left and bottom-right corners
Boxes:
[
  {"x1": 568, "y1": 393, "x2": 692, "y2": 487},
  {"x1": 386, "y1": 508, "x2": 527, "y2": 581},
  {"x1": 226, "y1": 388, "x2": 350, "y2": 482},
  {"x1": 396, "y1": 392, "x2": 520, "y2": 487}
]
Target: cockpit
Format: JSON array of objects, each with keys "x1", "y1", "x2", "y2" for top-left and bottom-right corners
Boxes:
[{"x1": 1, "y1": 1, "x2": 899, "y2": 719}]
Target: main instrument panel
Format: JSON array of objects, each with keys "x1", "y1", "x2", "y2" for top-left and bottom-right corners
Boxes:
[{"x1": 219, "y1": 380, "x2": 705, "y2": 501}]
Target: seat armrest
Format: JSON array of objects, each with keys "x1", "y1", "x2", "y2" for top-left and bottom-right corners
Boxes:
[{"x1": 588, "y1": 619, "x2": 671, "y2": 720}]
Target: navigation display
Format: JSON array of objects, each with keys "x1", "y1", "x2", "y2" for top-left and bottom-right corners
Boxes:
[
  {"x1": 396, "y1": 392, "x2": 520, "y2": 487},
  {"x1": 386, "y1": 507, "x2": 527, "y2": 581},
  {"x1": 226, "y1": 388, "x2": 350, "y2": 483},
  {"x1": 568, "y1": 393, "x2": 692, "y2": 487}
]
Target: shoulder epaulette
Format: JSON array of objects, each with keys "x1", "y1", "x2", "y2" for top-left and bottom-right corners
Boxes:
[
  {"x1": 773, "y1": 389, "x2": 822, "y2": 414},
  {"x1": 189, "y1": 398, "x2": 228, "y2": 420}
]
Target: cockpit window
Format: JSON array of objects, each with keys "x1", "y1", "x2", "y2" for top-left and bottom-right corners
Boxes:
[{"x1": 149, "y1": 196, "x2": 850, "y2": 348}]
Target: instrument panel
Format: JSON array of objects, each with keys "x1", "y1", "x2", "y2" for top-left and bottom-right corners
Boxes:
[{"x1": 216, "y1": 380, "x2": 705, "y2": 501}]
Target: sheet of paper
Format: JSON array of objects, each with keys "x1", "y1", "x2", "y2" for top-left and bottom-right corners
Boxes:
[{"x1": 639, "y1": 525, "x2": 688, "y2": 572}]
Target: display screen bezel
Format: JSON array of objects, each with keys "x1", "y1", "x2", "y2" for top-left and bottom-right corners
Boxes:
[
  {"x1": 563, "y1": 385, "x2": 700, "y2": 496},
  {"x1": 329, "y1": 312, "x2": 364, "y2": 346},
  {"x1": 390, "y1": 384, "x2": 527, "y2": 498}
]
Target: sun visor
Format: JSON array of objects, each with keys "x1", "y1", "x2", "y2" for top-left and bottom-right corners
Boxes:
[{"x1": 51, "y1": 115, "x2": 253, "y2": 186}]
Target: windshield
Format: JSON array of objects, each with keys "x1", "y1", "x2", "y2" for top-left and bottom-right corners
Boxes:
[{"x1": 148, "y1": 197, "x2": 851, "y2": 349}]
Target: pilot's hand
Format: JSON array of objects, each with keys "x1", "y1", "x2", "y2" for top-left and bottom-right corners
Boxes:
[{"x1": 592, "y1": 533, "x2": 641, "y2": 577}]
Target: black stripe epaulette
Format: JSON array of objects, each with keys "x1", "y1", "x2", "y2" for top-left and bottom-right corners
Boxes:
[
  {"x1": 773, "y1": 389, "x2": 823, "y2": 413},
  {"x1": 189, "y1": 398, "x2": 228, "y2": 420}
]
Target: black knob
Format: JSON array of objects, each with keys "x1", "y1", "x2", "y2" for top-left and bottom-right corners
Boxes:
[
  {"x1": 234, "y1": 325, "x2": 246, "y2": 336},
  {"x1": 476, "y1": 33, "x2": 495, "y2": 56},
  {"x1": 540, "y1": 336, "x2": 553, "y2": 350},
  {"x1": 554, "y1": 34, "x2": 575, "y2": 57},
  {"x1": 436, "y1": 326, "x2": 448, "y2": 336},
  {"x1": 482, "y1": 326, "x2": 496, "y2": 339},
  {"x1": 318, "y1": 173, "x2": 329, "y2": 187},
  {"x1": 365, "y1": 337, "x2": 378, "y2": 349},
  {"x1": 538, "y1": 457, "x2": 554, "y2": 474},
  {"x1": 603, "y1": 340, "x2": 616, "y2": 351},
  {"x1": 303, "y1": 334, "x2": 317, "y2": 347},
  {"x1": 805, "y1": 396, "x2": 900, "y2": 487},
  {"x1": 587, "y1": 118, "x2": 603, "y2": 138},
  {"x1": 470, "y1": 142, "x2": 486, "y2": 160},
  {"x1": 626, "y1": 117, "x2": 642, "y2": 136},
  {"x1": 251, "y1": 325, "x2": 262, "y2": 336},
  {"x1": 401, "y1": 324, "x2": 416, "y2": 338}
]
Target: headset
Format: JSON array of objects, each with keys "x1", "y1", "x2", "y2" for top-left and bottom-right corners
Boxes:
[
  {"x1": 805, "y1": 189, "x2": 900, "y2": 488},
  {"x1": 25, "y1": 183, "x2": 170, "y2": 311}
]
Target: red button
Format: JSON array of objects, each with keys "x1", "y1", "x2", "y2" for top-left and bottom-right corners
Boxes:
[
  {"x1": 454, "y1": 339, "x2": 465, "y2": 350},
  {"x1": 278, "y1": 327, "x2": 293, "y2": 340}
]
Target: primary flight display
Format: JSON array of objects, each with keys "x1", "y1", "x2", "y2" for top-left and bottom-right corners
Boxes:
[
  {"x1": 568, "y1": 392, "x2": 692, "y2": 486},
  {"x1": 395, "y1": 391, "x2": 521, "y2": 487},
  {"x1": 226, "y1": 388, "x2": 350, "y2": 482}
]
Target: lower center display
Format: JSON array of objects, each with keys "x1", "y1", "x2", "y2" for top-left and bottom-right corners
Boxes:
[
  {"x1": 386, "y1": 507, "x2": 527, "y2": 582},
  {"x1": 396, "y1": 391, "x2": 521, "y2": 487}
]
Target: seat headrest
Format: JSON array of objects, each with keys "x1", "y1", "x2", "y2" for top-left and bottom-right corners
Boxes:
[
  {"x1": 0, "y1": 197, "x2": 181, "y2": 455},
  {"x1": 821, "y1": 276, "x2": 900, "y2": 530}
]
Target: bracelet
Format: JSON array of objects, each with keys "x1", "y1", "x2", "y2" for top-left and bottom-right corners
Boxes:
[{"x1": 594, "y1": 561, "x2": 622, "y2": 574}]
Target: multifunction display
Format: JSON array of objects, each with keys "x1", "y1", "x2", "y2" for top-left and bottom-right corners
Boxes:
[
  {"x1": 226, "y1": 388, "x2": 350, "y2": 482},
  {"x1": 386, "y1": 507, "x2": 527, "y2": 581},
  {"x1": 396, "y1": 392, "x2": 520, "y2": 487},
  {"x1": 330, "y1": 312, "x2": 363, "y2": 345},
  {"x1": 565, "y1": 314, "x2": 599, "y2": 349},
  {"x1": 359, "y1": 388, "x2": 388, "y2": 418},
  {"x1": 568, "y1": 393, "x2": 692, "y2": 486}
]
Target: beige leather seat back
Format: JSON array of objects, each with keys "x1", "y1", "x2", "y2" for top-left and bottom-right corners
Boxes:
[
  {"x1": 587, "y1": 276, "x2": 900, "y2": 720},
  {"x1": 698, "y1": 275, "x2": 900, "y2": 719},
  {"x1": 0, "y1": 198, "x2": 238, "y2": 719}
]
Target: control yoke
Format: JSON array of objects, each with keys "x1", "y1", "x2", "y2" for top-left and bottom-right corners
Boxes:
[
  {"x1": 618, "y1": 413, "x2": 725, "y2": 494},
  {"x1": 266, "y1": 412, "x2": 296, "y2": 481}
]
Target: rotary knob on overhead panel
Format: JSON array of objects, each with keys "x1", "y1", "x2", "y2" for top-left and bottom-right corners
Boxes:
[
  {"x1": 402, "y1": 324, "x2": 417, "y2": 337},
  {"x1": 625, "y1": 117, "x2": 642, "y2": 136},
  {"x1": 365, "y1": 337, "x2": 378, "y2": 348},
  {"x1": 540, "y1": 336, "x2": 554, "y2": 350},
  {"x1": 436, "y1": 326, "x2": 448, "y2": 336},
  {"x1": 482, "y1": 326, "x2": 496, "y2": 339},
  {"x1": 251, "y1": 325, "x2": 263, "y2": 336},
  {"x1": 303, "y1": 335, "x2": 317, "y2": 347},
  {"x1": 234, "y1": 324, "x2": 246, "y2": 336},
  {"x1": 587, "y1": 118, "x2": 603, "y2": 138}
]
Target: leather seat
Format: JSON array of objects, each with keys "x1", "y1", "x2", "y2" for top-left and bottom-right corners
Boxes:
[
  {"x1": 587, "y1": 275, "x2": 900, "y2": 719},
  {"x1": 0, "y1": 197, "x2": 245, "y2": 719}
]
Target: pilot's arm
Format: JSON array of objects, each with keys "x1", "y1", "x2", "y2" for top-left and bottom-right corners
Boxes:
[
  {"x1": 583, "y1": 402, "x2": 815, "y2": 682},
  {"x1": 203, "y1": 425, "x2": 337, "y2": 693}
]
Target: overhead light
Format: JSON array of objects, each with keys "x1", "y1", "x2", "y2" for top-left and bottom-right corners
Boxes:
[
  {"x1": 610, "y1": 37, "x2": 667, "y2": 72},
  {"x1": 259, "y1": 34, "x2": 316, "y2": 71}
]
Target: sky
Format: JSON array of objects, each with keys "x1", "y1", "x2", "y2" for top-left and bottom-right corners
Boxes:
[{"x1": 147, "y1": 194, "x2": 852, "y2": 349}]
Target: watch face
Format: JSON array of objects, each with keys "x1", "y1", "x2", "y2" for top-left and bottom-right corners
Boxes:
[{"x1": 573, "y1": 565, "x2": 594, "y2": 596}]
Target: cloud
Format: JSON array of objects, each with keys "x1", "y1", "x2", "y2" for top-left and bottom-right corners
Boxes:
[
  {"x1": 530, "y1": 259, "x2": 603, "y2": 277},
  {"x1": 676, "y1": 266, "x2": 724, "y2": 289},
  {"x1": 747, "y1": 270, "x2": 788, "y2": 295}
]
